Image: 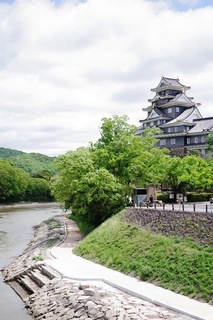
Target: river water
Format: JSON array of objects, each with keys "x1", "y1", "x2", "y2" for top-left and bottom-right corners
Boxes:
[{"x1": 0, "y1": 203, "x2": 63, "y2": 320}]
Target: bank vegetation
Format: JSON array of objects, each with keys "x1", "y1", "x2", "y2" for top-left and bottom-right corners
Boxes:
[{"x1": 73, "y1": 208, "x2": 213, "y2": 304}]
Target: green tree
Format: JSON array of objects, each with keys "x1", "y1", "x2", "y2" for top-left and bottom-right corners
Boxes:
[
  {"x1": 162, "y1": 156, "x2": 185, "y2": 199},
  {"x1": 128, "y1": 128, "x2": 169, "y2": 186},
  {"x1": 31, "y1": 170, "x2": 53, "y2": 181},
  {"x1": 91, "y1": 115, "x2": 138, "y2": 182},
  {"x1": 0, "y1": 159, "x2": 28, "y2": 202},
  {"x1": 71, "y1": 168, "x2": 124, "y2": 228},
  {"x1": 91, "y1": 117, "x2": 168, "y2": 189},
  {"x1": 51, "y1": 147, "x2": 125, "y2": 230},
  {"x1": 51, "y1": 147, "x2": 94, "y2": 208},
  {"x1": 181, "y1": 155, "x2": 212, "y2": 191},
  {"x1": 162, "y1": 155, "x2": 213, "y2": 198},
  {"x1": 24, "y1": 177, "x2": 52, "y2": 201}
]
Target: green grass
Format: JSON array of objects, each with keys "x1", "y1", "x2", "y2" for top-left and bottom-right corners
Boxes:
[
  {"x1": 73, "y1": 211, "x2": 213, "y2": 304},
  {"x1": 32, "y1": 254, "x2": 43, "y2": 261},
  {"x1": 48, "y1": 217, "x2": 61, "y2": 228},
  {"x1": 68, "y1": 213, "x2": 95, "y2": 235}
]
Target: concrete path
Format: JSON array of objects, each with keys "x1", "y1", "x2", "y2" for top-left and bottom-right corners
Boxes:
[{"x1": 45, "y1": 216, "x2": 213, "y2": 320}]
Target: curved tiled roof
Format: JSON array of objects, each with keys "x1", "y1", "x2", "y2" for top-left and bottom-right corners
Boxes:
[
  {"x1": 160, "y1": 106, "x2": 202, "y2": 127},
  {"x1": 151, "y1": 76, "x2": 190, "y2": 92},
  {"x1": 189, "y1": 117, "x2": 213, "y2": 133}
]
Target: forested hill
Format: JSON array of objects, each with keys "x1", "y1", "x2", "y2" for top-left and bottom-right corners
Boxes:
[{"x1": 0, "y1": 147, "x2": 56, "y2": 175}]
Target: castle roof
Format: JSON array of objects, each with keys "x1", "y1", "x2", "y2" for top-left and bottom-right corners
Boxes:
[
  {"x1": 168, "y1": 92, "x2": 194, "y2": 106},
  {"x1": 151, "y1": 76, "x2": 190, "y2": 93},
  {"x1": 189, "y1": 117, "x2": 213, "y2": 133},
  {"x1": 147, "y1": 108, "x2": 165, "y2": 119},
  {"x1": 148, "y1": 93, "x2": 174, "y2": 103},
  {"x1": 137, "y1": 76, "x2": 213, "y2": 152},
  {"x1": 139, "y1": 107, "x2": 170, "y2": 123},
  {"x1": 160, "y1": 106, "x2": 202, "y2": 127}
]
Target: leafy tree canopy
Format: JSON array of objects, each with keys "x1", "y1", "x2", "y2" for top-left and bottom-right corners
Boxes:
[
  {"x1": 52, "y1": 147, "x2": 125, "y2": 228},
  {"x1": 162, "y1": 155, "x2": 213, "y2": 196},
  {"x1": 0, "y1": 159, "x2": 28, "y2": 202},
  {"x1": 91, "y1": 116, "x2": 168, "y2": 187},
  {"x1": 25, "y1": 177, "x2": 52, "y2": 201},
  {"x1": 0, "y1": 151, "x2": 54, "y2": 203},
  {"x1": 70, "y1": 168, "x2": 124, "y2": 227},
  {"x1": 52, "y1": 147, "x2": 94, "y2": 207}
]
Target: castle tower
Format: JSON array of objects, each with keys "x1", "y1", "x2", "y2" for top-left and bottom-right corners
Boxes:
[{"x1": 135, "y1": 76, "x2": 213, "y2": 157}]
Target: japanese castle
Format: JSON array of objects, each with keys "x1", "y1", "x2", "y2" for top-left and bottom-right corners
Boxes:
[{"x1": 136, "y1": 76, "x2": 213, "y2": 157}]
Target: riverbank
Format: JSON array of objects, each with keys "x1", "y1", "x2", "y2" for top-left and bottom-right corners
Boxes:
[
  {"x1": 0, "y1": 201, "x2": 60, "y2": 210},
  {"x1": 2, "y1": 214, "x2": 198, "y2": 320},
  {"x1": 0, "y1": 204, "x2": 64, "y2": 320},
  {"x1": 2, "y1": 215, "x2": 65, "y2": 281}
]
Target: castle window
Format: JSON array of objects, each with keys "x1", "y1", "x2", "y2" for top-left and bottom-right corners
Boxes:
[
  {"x1": 187, "y1": 138, "x2": 190, "y2": 144},
  {"x1": 150, "y1": 121, "x2": 154, "y2": 127},
  {"x1": 168, "y1": 108, "x2": 172, "y2": 114},
  {"x1": 174, "y1": 127, "x2": 178, "y2": 132},
  {"x1": 160, "y1": 139, "x2": 166, "y2": 146},
  {"x1": 168, "y1": 128, "x2": 172, "y2": 133},
  {"x1": 201, "y1": 136, "x2": 206, "y2": 143},
  {"x1": 171, "y1": 138, "x2": 176, "y2": 145},
  {"x1": 176, "y1": 107, "x2": 180, "y2": 112},
  {"x1": 157, "y1": 120, "x2": 161, "y2": 125},
  {"x1": 195, "y1": 137, "x2": 198, "y2": 143}
]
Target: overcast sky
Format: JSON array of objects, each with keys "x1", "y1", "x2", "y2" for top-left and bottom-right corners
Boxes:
[{"x1": 0, "y1": 0, "x2": 213, "y2": 156}]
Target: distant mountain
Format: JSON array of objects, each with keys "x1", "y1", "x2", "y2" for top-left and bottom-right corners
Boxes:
[{"x1": 0, "y1": 147, "x2": 56, "y2": 175}]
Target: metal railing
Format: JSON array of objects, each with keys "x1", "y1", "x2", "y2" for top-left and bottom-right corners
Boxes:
[{"x1": 140, "y1": 202, "x2": 213, "y2": 213}]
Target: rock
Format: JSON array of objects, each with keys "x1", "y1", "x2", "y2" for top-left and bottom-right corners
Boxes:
[{"x1": 83, "y1": 288, "x2": 95, "y2": 296}]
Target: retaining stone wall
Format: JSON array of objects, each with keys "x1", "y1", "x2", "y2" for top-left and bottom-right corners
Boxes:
[{"x1": 124, "y1": 208, "x2": 213, "y2": 246}]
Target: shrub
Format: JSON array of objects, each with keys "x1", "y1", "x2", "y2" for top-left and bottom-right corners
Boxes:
[
  {"x1": 157, "y1": 192, "x2": 169, "y2": 203},
  {"x1": 187, "y1": 192, "x2": 212, "y2": 202}
]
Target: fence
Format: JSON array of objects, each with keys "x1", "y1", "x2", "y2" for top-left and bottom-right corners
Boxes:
[{"x1": 140, "y1": 202, "x2": 213, "y2": 213}]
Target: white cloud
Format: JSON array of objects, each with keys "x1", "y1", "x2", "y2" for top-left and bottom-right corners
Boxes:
[{"x1": 0, "y1": 0, "x2": 213, "y2": 156}]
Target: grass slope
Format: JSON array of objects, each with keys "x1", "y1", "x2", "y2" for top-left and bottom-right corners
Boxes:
[{"x1": 73, "y1": 210, "x2": 213, "y2": 304}]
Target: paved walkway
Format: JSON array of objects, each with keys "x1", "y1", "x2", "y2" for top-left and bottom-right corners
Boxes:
[{"x1": 45, "y1": 216, "x2": 213, "y2": 320}]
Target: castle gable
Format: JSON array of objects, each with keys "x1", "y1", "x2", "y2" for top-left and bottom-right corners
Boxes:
[
  {"x1": 147, "y1": 109, "x2": 160, "y2": 119},
  {"x1": 164, "y1": 107, "x2": 202, "y2": 126},
  {"x1": 173, "y1": 92, "x2": 194, "y2": 104}
]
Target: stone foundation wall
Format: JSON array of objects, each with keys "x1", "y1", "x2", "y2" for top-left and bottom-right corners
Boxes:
[{"x1": 124, "y1": 208, "x2": 213, "y2": 246}]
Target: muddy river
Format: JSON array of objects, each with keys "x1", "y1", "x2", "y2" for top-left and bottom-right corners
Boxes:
[{"x1": 0, "y1": 203, "x2": 63, "y2": 320}]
